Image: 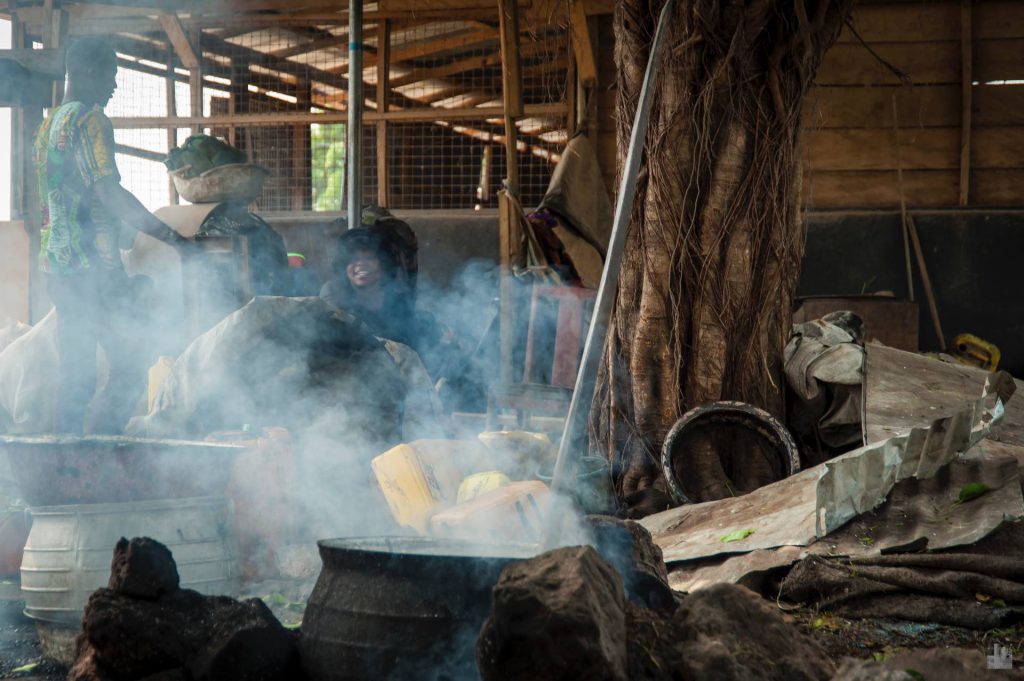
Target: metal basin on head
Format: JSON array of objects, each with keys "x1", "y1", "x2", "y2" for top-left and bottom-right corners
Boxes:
[
  {"x1": 301, "y1": 536, "x2": 538, "y2": 681},
  {"x1": 0, "y1": 434, "x2": 245, "y2": 506}
]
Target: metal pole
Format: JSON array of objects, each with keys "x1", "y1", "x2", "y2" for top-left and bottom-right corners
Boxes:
[
  {"x1": 346, "y1": 0, "x2": 363, "y2": 226},
  {"x1": 549, "y1": 0, "x2": 676, "y2": 501}
]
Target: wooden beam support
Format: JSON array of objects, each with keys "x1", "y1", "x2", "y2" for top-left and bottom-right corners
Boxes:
[
  {"x1": 189, "y1": 26, "x2": 203, "y2": 134},
  {"x1": 389, "y1": 28, "x2": 496, "y2": 63},
  {"x1": 293, "y1": 79, "x2": 312, "y2": 211},
  {"x1": 166, "y1": 40, "x2": 179, "y2": 204},
  {"x1": 497, "y1": 0, "x2": 523, "y2": 195},
  {"x1": 569, "y1": 0, "x2": 596, "y2": 86},
  {"x1": 390, "y1": 38, "x2": 548, "y2": 89},
  {"x1": 159, "y1": 11, "x2": 200, "y2": 69},
  {"x1": 376, "y1": 20, "x2": 391, "y2": 208},
  {"x1": 107, "y1": 102, "x2": 566, "y2": 128},
  {"x1": 959, "y1": 0, "x2": 972, "y2": 206}
]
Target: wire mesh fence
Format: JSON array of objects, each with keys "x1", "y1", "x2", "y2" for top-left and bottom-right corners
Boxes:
[{"x1": 100, "y1": 12, "x2": 571, "y2": 213}]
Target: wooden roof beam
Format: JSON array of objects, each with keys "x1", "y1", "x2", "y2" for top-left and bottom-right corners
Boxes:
[{"x1": 159, "y1": 12, "x2": 200, "y2": 69}]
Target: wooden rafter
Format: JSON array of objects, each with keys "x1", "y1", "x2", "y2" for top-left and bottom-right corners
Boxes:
[{"x1": 159, "y1": 11, "x2": 200, "y2": 68}]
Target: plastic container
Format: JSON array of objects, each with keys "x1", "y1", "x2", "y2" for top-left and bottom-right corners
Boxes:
[
  {"x1": 429, "y1": 480, "x2": 550, "y2": 543},
  {"x1": 20, "y1": 496, "x2": 241, "y2": 624},
  {"x1": 170, "y1": 163, "x2": 268, "y2": 204},
  {"x1": 457, "y1": 471, "x2": 511, "y2": 504},
  {"x1": 371, "y1": 441, "x2": 469, "y2": 534},
  {"x1": 147, "y1": 356, "x2": 175, "y2": 413}
]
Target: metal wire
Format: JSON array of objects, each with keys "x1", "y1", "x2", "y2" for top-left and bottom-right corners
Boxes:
[{"x1": 102, "y1": 15, "x2": 569, "y2": 212}]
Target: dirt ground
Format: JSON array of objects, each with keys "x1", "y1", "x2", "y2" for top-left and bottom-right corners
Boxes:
[
  {"x1": 4, "y1": 589, "x2": 1023, "y2": 678},
  {"x1": 0, "y1": 598, "x2": 64, "y2": 681},
  {"x1": 791, "y1": 607, "x2": 1024, "y2": 666}
]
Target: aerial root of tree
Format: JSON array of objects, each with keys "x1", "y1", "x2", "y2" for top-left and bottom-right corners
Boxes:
[{"x1": 591, "y1": 0, "x2": 855, "y2": 504}]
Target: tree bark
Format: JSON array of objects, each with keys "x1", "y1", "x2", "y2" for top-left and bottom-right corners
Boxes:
[{"x1": 593, "y1": 0, "x2": 855, "y2": 504}]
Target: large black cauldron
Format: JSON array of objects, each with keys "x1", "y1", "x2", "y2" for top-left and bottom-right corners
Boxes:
[{"x1": 300, "y1": 537, "x2": 535, "y2": 681}]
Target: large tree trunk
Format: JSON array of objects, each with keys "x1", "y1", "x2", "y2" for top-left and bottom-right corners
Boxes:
[{"x1": 592, "y1": 0, "x2": 854, "y2": 505}]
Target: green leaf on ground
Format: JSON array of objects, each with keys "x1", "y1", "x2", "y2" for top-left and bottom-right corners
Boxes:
[
  {"x1": 992, "y1": 598, "x2": 1007, "y2": 608},
  {"x1": 958, "y1": 482, "x2": 992, "y2": 503},
  {"x1": 11, "y1": 663, "x2": 39, "y2": 674},
  {"x1": 904, "y1": 670, "x2": 925, "y2": 681},
  {"x1": 720, "y1": 528, "x2": 755, "y2": 543},
  {"x1": 262, "y1": 593, "x2": 289, "y2": 607}
]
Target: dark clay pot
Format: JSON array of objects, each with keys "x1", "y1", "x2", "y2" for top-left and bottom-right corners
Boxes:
[{"x1": 300, "y1": 537, "x2": 535, "y2": 681}]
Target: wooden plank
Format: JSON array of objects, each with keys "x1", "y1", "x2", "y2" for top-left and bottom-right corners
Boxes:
[
  {"x1": 971, "y1": 168, "x2": 1024, "y2": 205},
  {"x1": 804, "y1": 128, "x2": 960, "y2": 171},
  {"x1": 799, "y1": 84, "x2": 1024, "y2": 129},
  {"x1": 803, "y1": 170, "x2": 960, "y2": 209},
  {"x1": 377, "y1": 20, "x2": 391, "y2": 207},
  {"x1": 803, "y1": 85, "x2": 959, "y2": 129},
  {"x1": 804, "y1": 126, "x2": 1024, "y2": 172},
  {"x1": 973, "y1": 127, "x2": 1024, "y2": 169},
  {"x1": 816, "y1": 39, "x2": 1024, "y2": 86},
  {"x1": 498, "y1": 0, "x2": 523, "y2": 195},
  {"x1": 389, "y1": 29, "x2": 497, "y2": 62},
  {"x1": 107, "y1": 102, "x2": 566, "y2": 128},
  {"x1": 166, "y1": 41, "x2": 179, "y2": 205},
  {"x1": 159, "y1": 12, "x2": 200, "y2": 69},
  {"x1": 974, "y1": 38, "x2": 1024, "y2": 82},
  {"x1": 975, "y1": 1, "x2": 1024, "y2": 40},
  {"x1": 835, "y1": 1, "x2": 1024, "y2": 43},
  {"x1": 189, "y1": 26, "x2": 204, "y2": 135},
  {"x1": 907, "y1": 215, "x2": 947, "y2": 350},
  {"x1": 817, "y1": 41, "x2": 960, "y2": 85},
  {"x1": 569, "y1": 0, "x2": 596, "y2": 86},
  {"x1": 959, "y1": 0, "x2": 972, "y2": 206},
  {"x1": 837, "y1": 2, "x2": 960, "y2": 43},
  {"x1": 974, "y1": 84, "x2": 1024, "y2": 126},
  {"x1": 389, "y1": 39, "x2": 547, "y2": 89}
]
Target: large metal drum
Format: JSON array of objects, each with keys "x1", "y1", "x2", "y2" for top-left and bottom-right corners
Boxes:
[
  {"x1": 21, "y1": 496, "x2": 241, "y2": 623},
  {"x1": 300, "y1": 537, "x2": 536, "y2": 681}
]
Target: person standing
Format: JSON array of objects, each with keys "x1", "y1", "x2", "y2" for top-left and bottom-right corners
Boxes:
[{"x1": 35, "y1": 37, "x2": 190, "y2": 433}]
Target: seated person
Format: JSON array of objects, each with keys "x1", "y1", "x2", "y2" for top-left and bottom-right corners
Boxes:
[{"x1": 320, "y1": 229, "x2": 446, "y2": 377}]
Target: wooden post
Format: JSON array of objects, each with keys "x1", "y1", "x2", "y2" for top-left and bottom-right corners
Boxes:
[
  {"x1": 166, "y1": 41, "x2": 180, "y2": 205},
  {"x1": 497, "y1": 0, "x2": 522, "y2": 197},
  {"x1": 189, "y1": 27, "x2": 203, "y2": 135},
  {"x1": 498, "y1": 190, "x2": 523, "y2": 386},
  {"x1": 497, "y1": 0, "x2": 524, "y2": 388},
  {"x1": 569, "y1": 0, "x2": 597, "y2": 87},
  {"x1": 228, "y1": 57, "x2": 248, "y2": 148},
  {"x1": 907, "y1": 216, "x2": 946, "y2": 351},
  {"x1": 958, "y1": 0, "x2": 972, "y2": 206},
  {"x1": 292, "y1": 79, "x2": 312, "y2": 211},
  {"x1": 376, "y1": 20, "x2": 390, "y2": 208}
]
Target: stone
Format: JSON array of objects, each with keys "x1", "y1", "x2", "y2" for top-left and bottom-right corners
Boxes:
[
  {"x1": 71, "y1": 537, "x2": 303, "y2": 681},
  {"x1": 108, "y1": 537, "x2": 179, "y2": 600},
  {"x1": 477, "y1": 546, "x2": 629, "y2": 681},
  {"x1": 671, "y1": 584, "x2": 835, "y2": 681},
  {"x1": 585, "y1": 515, "x2": 676, "y2": 611}
]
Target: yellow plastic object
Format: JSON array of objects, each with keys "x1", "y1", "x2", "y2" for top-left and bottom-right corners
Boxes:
[
  {"x1": 430, "y1": 481, "x2": 551, "y2": 543},
  {"x1": 147, "y1": 356, "x2": 175, "y2": 412},
  {"x1": 457, "y1": 471, "x2": 511, "y2": 505},
  {"x1": 371, "y1": 440, "x2": 475, "y2": 534},
  {"x1": 477, "y1": 431, "x2": 556, "y2": 478},
  {"x1": 952, "y1": 333, "x2": 1001, "y2": 371}
]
